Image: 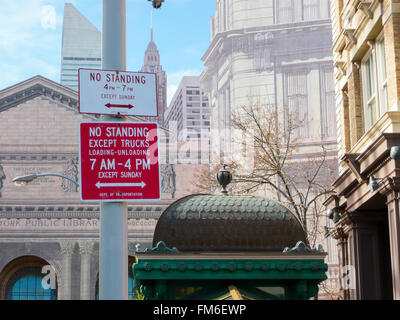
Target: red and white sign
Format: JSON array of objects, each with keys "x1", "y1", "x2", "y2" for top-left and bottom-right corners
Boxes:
[
  {"x1": 78, "y1": 68, "x2": 158, "y2": 117},
  {"x1": 79, "y1": 122, "x2": 161, "y2": 202}
]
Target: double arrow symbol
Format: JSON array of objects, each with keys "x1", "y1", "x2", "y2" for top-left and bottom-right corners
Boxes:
[
  {"x1": 105, "y1": 103, "x2": 134, "y2": 109},
  {"x1": 95, "y1": 181, "x2": 146, "y2": 189}
]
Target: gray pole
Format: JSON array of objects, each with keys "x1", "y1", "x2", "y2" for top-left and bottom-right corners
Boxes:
[{"x1": 100, "y1": 0, "x2": 128, "y2": 300}]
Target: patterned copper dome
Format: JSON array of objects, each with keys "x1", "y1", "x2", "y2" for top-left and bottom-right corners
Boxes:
[{"x1": 153, "y1": 194, "x2": 307, "y2": 252}]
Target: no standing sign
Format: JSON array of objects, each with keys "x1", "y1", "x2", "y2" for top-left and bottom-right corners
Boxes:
[
  {"x1": 79, "y1": 122, "x2": 161, "y2": 202},
  {"x1": 78, "y1": 68, "x2": 158, "y2": 117}
]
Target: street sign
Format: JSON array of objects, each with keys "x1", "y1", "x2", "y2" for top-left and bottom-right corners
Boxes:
[
  {"x1": 79, "y1": 122, "x2": 161, "y2": 202},
  {"x1": 78, "y1": 68, "x2": 158, "y2": 117}
]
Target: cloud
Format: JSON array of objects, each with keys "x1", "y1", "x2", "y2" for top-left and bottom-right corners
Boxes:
[
  {"x1": 166, "y1": 68, "x2": 203, "y2": 105},
  {"x1": 0, "y1": 0, "x2": 63, "y2": 89}
]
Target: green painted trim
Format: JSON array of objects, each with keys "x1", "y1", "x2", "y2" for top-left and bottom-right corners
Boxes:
[
  {"x1": 133, "y1": 258, "x2": 327, "y2": 281},
  {"x1": 133, "y1": 258, "x2": 327, "y2": 300}
]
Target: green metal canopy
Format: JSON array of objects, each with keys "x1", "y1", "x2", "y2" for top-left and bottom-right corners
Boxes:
[
  {"x1": 133, "y1": 169, "x2": 328, "y2": 300},
  {"x1": 152, "y1": 194, "x2": 307, "y2": 253},
  {"x1": 134, "y1": 241, "x2": 327, "y2": 300}
]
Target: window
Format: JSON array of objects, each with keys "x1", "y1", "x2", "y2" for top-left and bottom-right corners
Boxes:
[
  {"x1": 5, "y1": 267, "x2": 57, "y2": 300},
  {"x1": 277, "y1": 0, "x2": 294, "y2": 24},
  {"x1": 362, "y1": 55, "x2": 377, "y2": 130},
  {"x1": 361, "y1": 35, "x2": 388, "y2": 131},
  {"x1": 377, "y1": 38, "x2": 388, "y2": 114},
  {"x1": 303, "y1": 0, "x2": 320, "y2": 20},
  {"x1": 321, "y1": 68, "x2": 336, "y2": 138},
  {"x1": 254, "y1": 35, "x2": 272, "y2": 72},
  {"x1": 286, "y1": 71, "x2": 309, "y2": 138}
]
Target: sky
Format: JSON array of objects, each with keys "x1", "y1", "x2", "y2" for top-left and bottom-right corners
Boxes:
[{"x1": 0, "y1": 0, "x2": 215, "y2": 104}]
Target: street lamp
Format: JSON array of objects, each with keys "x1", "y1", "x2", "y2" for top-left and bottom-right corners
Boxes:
[
  {"x1": 12, "y1": 173, "x2": 79, "y2": 187},
  {"x1": 148, "y1": 0, "x2": 165, "y2": 9}
]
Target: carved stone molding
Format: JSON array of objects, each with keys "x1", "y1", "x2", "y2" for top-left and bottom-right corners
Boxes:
[
  {"x1": 0, "y1": 153, "x2": 79, "y2": 162},
  {"x1": 61, "y1": 157, "x2": 79, "y2": 193},
  {"x1": 161, "y1": 164, "x2": 176, "y2": 198},
  {"x1": 59, "y1": 241, "x2": 76, "y2": 256},
  {"x1": 78, "y1": 241, "x2": 94, "y2": 255},
  {"x1": 0, "y1": 83, "x2": 78, "y2": 113},
  {"x1": 0, "y1": 206, "x2": 165, "y2": 219}
]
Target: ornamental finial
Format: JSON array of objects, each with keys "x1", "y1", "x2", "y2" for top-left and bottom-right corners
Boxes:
[{"x1": 216, "y1": 164, "x2": 232, "y2": 195}]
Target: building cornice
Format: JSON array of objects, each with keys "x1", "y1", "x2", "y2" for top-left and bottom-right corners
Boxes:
[
  {"x1": 0, "y1": 75, "x2": 97, "y2": 121},
  {"x1": 0, "y1": 205, "x2": 166, "y2": 219},
  {"x1": 331, "y1": 132, "x2": 400, "y2": 212},
  {"x1": 0, "y1": 152, "x2": 79, "y2": 162},
  {"x1": 202, "y1": 20, "x2": 332, "y2": 63}
]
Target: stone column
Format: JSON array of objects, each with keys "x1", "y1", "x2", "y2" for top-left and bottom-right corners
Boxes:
[
  {"x1": 78, "y1": 241, "x2": 94, "y2": 300},
  {"x1": 386, "y1": 189, "x2": 400, "y2": 300},
  {"x1": 59, "y1": 241, "x2": 75, "y2": 300},
  {"x1": 335, "y1": 228, "x2": 350, "y2": 300}
]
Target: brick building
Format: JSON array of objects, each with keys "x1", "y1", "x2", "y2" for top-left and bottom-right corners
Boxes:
[
  {"x1": 0, "y1": 76, "x2": 200, "y2": 300},
  {"x1": 325, "y1": 0, "x2": 400, "y2": 300}
]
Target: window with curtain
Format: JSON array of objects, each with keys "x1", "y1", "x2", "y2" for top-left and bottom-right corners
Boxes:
[
  {"x1": 361, "y1": 35, "x2": 388, "y2": 132},
  {"x1": 286, "y1": 71, "x2": 309, "y2": 139},
  {"x1": 5, "y1": 267, "x2": 57, "y2": 300},
  {"x1": 277, "y1": 0, "x2": 294, "y2": 24}
]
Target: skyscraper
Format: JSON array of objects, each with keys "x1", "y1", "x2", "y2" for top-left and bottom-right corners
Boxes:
[
  {"x1": 60, "y1": 3, "x2": 102, "y2": 90},
  {"x1": 165, "y1": 76, "x2": 210, "y2": 142},
  {"x1": 140, "y1": 29, "x2": 167, "y2": 126}
]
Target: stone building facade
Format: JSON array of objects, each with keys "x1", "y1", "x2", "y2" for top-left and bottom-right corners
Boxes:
[
  {"x1": 200, "y1": 0, "x2": 340, "y2": 299},
  {"x1": 325, "y1": 0, "x2": 400, "y2": 299},
  {"x1": 201, "y1": 0, "x2": 336, "y2": 162},
  {"x1": 0, "y1": 76, "x2": 197, "y2": 300}
]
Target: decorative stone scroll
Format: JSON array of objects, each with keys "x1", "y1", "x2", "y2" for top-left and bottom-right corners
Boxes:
[
  {"x1": 59, "y1": 241, "x2": 76, "y2": 256},
  {"x1": 0, "y1": 164, "x2": 5, "y2": 198},
  {"x1": 161, "y1": 164, "x2": 176, "y2": 198},
  {"x1": 61, "y1": 157, "x2": 79, "y2": 193},
  {"x1": 78, "y1": 241, "x2": 94, "y2": 255}
]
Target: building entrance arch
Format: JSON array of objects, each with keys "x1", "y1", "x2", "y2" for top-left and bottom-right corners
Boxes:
[{"x1": 0, "y1": 256, "x2": 58, "y2": 300}]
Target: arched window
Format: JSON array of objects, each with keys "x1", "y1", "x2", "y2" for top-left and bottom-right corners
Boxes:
[
  {"x1": 0, "y1": 256, "x2": 58, "y2": 300},
  {"x1": 6, "y1": 267, "x2": 57, "y2": 300}
]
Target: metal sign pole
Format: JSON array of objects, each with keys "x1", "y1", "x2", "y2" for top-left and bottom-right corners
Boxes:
[{"x1": 99, "y1": 0, "x2": 128, "y2": 300}]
